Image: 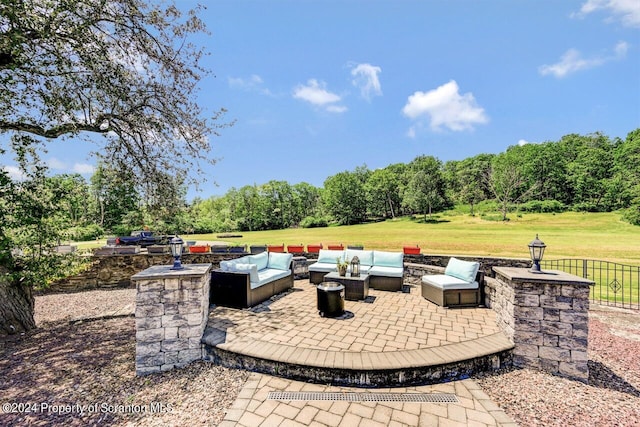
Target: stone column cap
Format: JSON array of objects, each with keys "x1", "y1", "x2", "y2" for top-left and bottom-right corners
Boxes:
[
  {"x1": 493, "y1": 267, "x2": 594, "y2": 286},
  {"x1": 132, "y1": 263, "x2": 213, "y2": 281}
]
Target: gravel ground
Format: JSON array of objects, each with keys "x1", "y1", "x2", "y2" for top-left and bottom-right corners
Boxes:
[
  {"x1": 34, "y1": 288, "x2": 136, "y2": 326},
  {"x1": 2, "y1": 289, "x2": 640, "y2": 426},
  {"x1": 474, "y1": 304, "x2": 640, "y2": 427},
  {"x1": 2, "y1": 289, "x2": 248, "y2": 426}
]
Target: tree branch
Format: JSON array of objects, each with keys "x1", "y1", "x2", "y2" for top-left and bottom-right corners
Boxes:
[{"x1": 0, "y1": 120, "x2": 109, "y2": 139}]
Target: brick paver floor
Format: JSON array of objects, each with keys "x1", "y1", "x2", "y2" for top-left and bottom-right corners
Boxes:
[
  {"x1": 205, "y1": 280, "x2": 511, "y2": 370},
  {"x1": 218, "y1": 373, "x2": 517, "y2": 427}
]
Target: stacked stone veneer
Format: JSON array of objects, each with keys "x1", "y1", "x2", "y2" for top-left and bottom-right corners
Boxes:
[
  {"x1": 48, "y1": 253, "x2": 229, "y2": 292},
  {"x1": 132, "y1": 264, "x2": 212, "y2": 375},
  {"x1": 489, "y1": 267, "x2": 594, "y2": 382},
  {"x1": 48, "y1": 252, "x2": 531, "y2": 293}
]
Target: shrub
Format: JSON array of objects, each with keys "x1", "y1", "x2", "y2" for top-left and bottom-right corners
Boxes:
[
  {"x1": 519, "y1": 200, "x2": 567, "y2": 213},
  {"x1": 216, "y1": 218, "x2": 238, "y2": 233},
  {"x1": 474, "y1": 200, "x2": 499, "y2": 214},
  {"x1": 572, "y1": 202, "x2": 607, "y2": 213},
  {"x1": 622, "y1": 206, "x2": 640, "y2": 226},
  {"x1": 192, "y1": 219, "x2": 215, "y2": 234},
  {"x1": 67, "y1": 224, "x2": 104, "y2": 241},
  {"x1": 300, "y1": 215, "x2": 328, "y2": 228},
  {"x1": 111, "y1": 224, "x2": 135, "y2": 237}
]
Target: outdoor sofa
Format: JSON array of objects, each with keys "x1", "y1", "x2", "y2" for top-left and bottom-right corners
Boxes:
[
  {"x1": 421, "y1": 257, "x2": 483, "y2": 308},
  {"x1": 308, "y1": 249, "x2": 404, "y2": 292},
  {"x1": 210, "y1": 251, "x2": 294, "y2": 308}
]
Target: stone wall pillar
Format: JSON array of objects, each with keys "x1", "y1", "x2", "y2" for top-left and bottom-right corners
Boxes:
[
  {"x1": 490, "y1": 267, "x2": 593, "y2": 382},
  {"x1": 132, "y1": 263, "x2": 212, "y2": 375}
]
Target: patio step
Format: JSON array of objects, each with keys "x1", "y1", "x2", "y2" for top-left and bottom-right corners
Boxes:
[{"x1": 201, "y1": 328, "x2": 514, "y2": 387}]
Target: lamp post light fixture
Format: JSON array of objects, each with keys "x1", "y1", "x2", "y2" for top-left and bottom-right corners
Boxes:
[
  {"x1": 350, "y1": 256, "x2": 360, "y2": 277},
  {"x1": 169, "y1": 235, "x2": 185, "y2": 270},
  {"x1": 528, "y1": 234, "x2": 546, "y2": 274}
]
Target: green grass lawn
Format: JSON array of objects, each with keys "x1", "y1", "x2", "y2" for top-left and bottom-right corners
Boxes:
[
  {"x1": 178, "y1": 211, "x2": 639, "y2": 265},
  {"x1": 77, "y1": 211, "x2": 639, "y2": 265}
]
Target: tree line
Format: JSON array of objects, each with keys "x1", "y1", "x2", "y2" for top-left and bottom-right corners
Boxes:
[
  {"x1": 188, "y1": 129, "x2": 640, "y2": 229},
  {"x1": 32, "y1": 129, "x2": 640, "y2": 242}
]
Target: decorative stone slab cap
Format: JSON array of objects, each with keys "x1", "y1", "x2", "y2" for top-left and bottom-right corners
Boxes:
[
  {"x1": 131, "y1": 263, "x2": 212, "y2": 281},
  {"x1": 493, "y1": 267, "x2": 594, "y2": 286}
]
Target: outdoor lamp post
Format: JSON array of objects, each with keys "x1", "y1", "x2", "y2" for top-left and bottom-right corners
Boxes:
[
  {"x1": 528, "y1": 234, "x2": 546, "y2": 274},
  {"x1": 169, "y1": 235, "x2": 185, "y2": 270},
  {"x1": 350, "y1": 256, "x2": 360, "y2": 277}
]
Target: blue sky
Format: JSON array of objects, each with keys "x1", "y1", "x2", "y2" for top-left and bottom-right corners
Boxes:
[{"x1": 2, "y1": 0, "x2": 639, "y2": 200}]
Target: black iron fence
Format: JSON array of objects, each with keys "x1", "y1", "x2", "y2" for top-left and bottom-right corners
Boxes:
[{"x1": 541, "y1": 259, "x2": 640, "y2": 310}]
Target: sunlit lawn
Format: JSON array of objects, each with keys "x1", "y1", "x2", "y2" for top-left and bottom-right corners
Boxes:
[
  {"x1": 183, "y1": 211, "x2": 640, "y2": 265},
  {"x1": 78, "y1": 211, "x2": 640, "y2": 265}
]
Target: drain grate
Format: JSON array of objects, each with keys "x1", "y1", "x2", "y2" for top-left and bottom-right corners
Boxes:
[{"x1": 267, "y1": 392, "x2": 458, "y2": 403}]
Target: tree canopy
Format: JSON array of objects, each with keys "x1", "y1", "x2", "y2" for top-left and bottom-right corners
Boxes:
[
  {"x1": 0, "y1": 0, "x2": 227, "y2": 189},
  {"x1": 0, "y1": 0, "x2": 224, "y2": 336},
  {"x1": 403, "y1": 155, "x2": 448, "y2": 220}
]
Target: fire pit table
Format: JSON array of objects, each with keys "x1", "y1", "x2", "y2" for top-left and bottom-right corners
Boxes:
[{"x1": 317, "y1": 282, "x2": 345, "y2": 317}]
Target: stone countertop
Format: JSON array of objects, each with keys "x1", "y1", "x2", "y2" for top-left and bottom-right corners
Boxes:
[
  {"x1": 131, "y1": 263, "x2": 212, "y2": 280},
  {"x1": 493, "y1": 266, "x2": 595, "y2": 286}
]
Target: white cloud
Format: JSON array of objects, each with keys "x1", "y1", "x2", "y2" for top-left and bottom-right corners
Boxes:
[
  {"x1": 402, "y1": 80, "x2": 488, "y2": 132},
  {"x1": 326, "y1": 105, "x2": 348, "y2": 113},
  {"x1": 573, "y1": 0, "x2": 640, "y2": 27},
  {"x1": 293, "y1": 79, "x2": 346, "y2": 113},
  {"x1": 229, "y1": 74, "x2": 263, "y2": 88},
  {"x1": 518, "y1": 139, "x2": 531, "y2": 146},
  {"x1": 48, "y1": 157, "x2": 67, "y2": 170},
  {"x1": 72, "y1": 163, "x2": 96, "y2": 174},
  {"x1": 539, "y1": 41, "x2": 629, "y2": 78},
  {"x1": 293, "y1": 79, "x2": 341, "y2": 105},
  {"x1": 351, "y1": 63, "x2": 382, "y2": 100},
  {"x1": 614, "y1": 40, "x2": 630, "y2": 56},
  {"x1": 3, "y1": 165, "x2": 26, "y2": 181},
  {"x1": 406, "y1": 127, "x2": 417, "y2": 139},
  {"x1": 228, "y1": 74, "x2": 272, "y2": 95},
  {"x1": 46, "y1": 158, "x2": 95, "y2": 174}
]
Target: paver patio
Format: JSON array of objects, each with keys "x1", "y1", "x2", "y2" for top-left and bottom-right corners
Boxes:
[
  {"x1": 203, "y1": 279, "x2": 512, "y2": 374},
  {"x1": 205, "y1": 279, "x2": 517, "y2": 425}
]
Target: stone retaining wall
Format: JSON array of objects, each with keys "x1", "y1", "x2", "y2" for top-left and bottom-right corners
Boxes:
[
  {"x1": 49, "y1": 252, "x2": 531, "y2": 293},
  {"x1": 403, "y1": 254, "x2": 531, "y2": 276},
  {"x1": 47, "y1": 253, "x2": 235, "y2": 293}
]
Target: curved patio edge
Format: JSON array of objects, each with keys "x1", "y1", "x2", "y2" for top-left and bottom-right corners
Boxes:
[{"x1": 202, "y1": 331, "x2": 514, "y2": 387}]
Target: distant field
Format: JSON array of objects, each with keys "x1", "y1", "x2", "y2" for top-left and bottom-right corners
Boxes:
[
  {"x1": 79, "y1": 211, "x2": 640, "y2": 265},
  {"x1": 186, "y1": 211, "x2": 640, "y2": 265}
]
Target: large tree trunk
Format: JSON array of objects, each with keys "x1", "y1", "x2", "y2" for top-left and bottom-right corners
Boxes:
[{"x1": 0, "y1": 269, "x2": 35, "y2": 336}]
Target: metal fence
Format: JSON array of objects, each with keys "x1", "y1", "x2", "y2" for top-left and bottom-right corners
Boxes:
[{"x1": 541, "y1": 259, "x2": 640, "y2": 310}]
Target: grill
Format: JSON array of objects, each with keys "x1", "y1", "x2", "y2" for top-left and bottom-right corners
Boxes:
[{"x1": 267, "y1": 391, "x2": 459, "y2": 403}]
